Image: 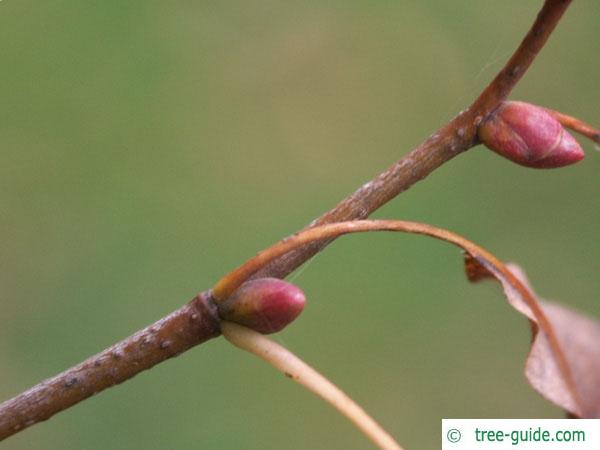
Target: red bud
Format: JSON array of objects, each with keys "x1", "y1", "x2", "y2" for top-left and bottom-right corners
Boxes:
[
  {"x1": 478, "y1": 101, "x2": 584, "y2": 168},
  {"x1": 217, "y1": 278, "x2": 305, "y2": 334}
]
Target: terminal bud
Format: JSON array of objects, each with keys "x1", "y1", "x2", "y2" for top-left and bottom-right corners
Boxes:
[
  {"x1": 217, "y1": 278, "x2": 305, "y2": 334},
  {"x1": 478, "y1": 101, "x2": 584, "y2": 168}
]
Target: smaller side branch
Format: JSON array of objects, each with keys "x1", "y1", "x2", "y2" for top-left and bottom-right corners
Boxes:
[
  {"x1": 0, "y1": 293, "x2": 221, "y2": 441},
  {"x1": 472, "y1": 0, "x2": 574, "y2": 113},
  {"x1": 221, "y1": 321, "x2": 403, "y2": 450},
  {"x1": 253, "y1": 0, "x2": 575, "y2": 282}
]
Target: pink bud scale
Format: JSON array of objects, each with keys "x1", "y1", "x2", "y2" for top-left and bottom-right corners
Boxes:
[
  {"x1": 478, "y1": 101, "x2": 584, "y2": 168},
  {"x1": 217, "y1": 278, "x2": 306, "y2": 334}
]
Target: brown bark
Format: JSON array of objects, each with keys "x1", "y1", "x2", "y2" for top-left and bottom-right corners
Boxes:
[
  {"x1": 253, "y1": 0, "x2": 573, "y2": 280},
  {"x1": 0, "y1": 293, "x2": 220, "y2": 440}
]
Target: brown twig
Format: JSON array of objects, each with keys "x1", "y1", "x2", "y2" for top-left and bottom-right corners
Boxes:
[
  {"x1": 0, "y1": 0, "x2": 575, "y2": 441},
  {"x1": 253, "y1": 0, "x2": 574, "y2": 280},
  {"x1": 0, "y1": 293, "x2": 220, "y2": 441}
]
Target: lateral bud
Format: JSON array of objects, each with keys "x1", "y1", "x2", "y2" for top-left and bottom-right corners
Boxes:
[
  {"x1": 478, "y1": 101, "x2": 584, "y2": 168},
  {"x1": 217, "y1": 278, "x2": 306, "y2": 334}
]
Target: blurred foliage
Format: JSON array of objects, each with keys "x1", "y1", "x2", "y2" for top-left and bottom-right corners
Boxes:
[{"x1": 1, "y1": 1, "x2": 598, "y2": 449}]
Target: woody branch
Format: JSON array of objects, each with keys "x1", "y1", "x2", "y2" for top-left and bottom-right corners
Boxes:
[{"x1": 0, "y1": 0, "x2": 578, "y2": 441}]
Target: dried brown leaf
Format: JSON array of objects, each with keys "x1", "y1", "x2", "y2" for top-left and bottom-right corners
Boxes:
[{"x1": 467, "y1": 259, "x2": 600, "y2": 418}]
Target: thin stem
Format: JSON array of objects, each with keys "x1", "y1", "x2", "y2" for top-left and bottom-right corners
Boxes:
[
  {"x1": 253, "y1": 0, "x2": 574, "y2": 281},
  {"x1": 545, "y1": 108, "x2": 600, "y2": 144},
  {"x1": 472, "y1": 0, "x2": 573, "y2": 113},
  {"x1": 214, "y1": 219, "x2": 582, "y2": 413},
  {"x1": 214, "y1": 221, "x2": 463, "y2": 301},
  {"x1": 221, "y1": 321, "x2": 404, "y2": 450}
]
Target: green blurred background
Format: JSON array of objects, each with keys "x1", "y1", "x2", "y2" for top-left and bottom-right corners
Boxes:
[{"x1": 1, "y1": 1, "x2": 599, "y2": 449}]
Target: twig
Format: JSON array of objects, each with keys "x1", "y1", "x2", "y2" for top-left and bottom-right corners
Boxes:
[
  {"x1": 221, "y1": 321, "x2": 404, "y2": 450},
  {"x1": 0, "y1": 0, "x2": 576, "y2": 441},
  {"x1": 253, "y1": 0, "x2": 574, "y2": 280},
  {"x1": 0, "y1": 293, "x2": 220, "y2": 441}
]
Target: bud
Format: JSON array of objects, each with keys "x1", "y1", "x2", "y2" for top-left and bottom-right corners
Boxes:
[
  {"x1": 217, "y1": 278, "x2": 306, "y2": 334},
  {"x1": 478, "y1": 101, "x2": 584, "y2": 168}
]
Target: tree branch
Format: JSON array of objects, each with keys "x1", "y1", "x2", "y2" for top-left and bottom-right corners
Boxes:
[
  {"x1": 0, "y1": 293, "x2": 220, "y2": 441},
  {"x1": 254, "y1": 0, "x2": 573, "y2": 280},
  {"x1": 0, "y1": 0, "x2": 575, "y2": 441}
]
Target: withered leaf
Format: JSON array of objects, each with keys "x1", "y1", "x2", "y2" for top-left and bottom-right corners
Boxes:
[{"x1": 466, "y1": 256, "x2": 600, "y2": 418}]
